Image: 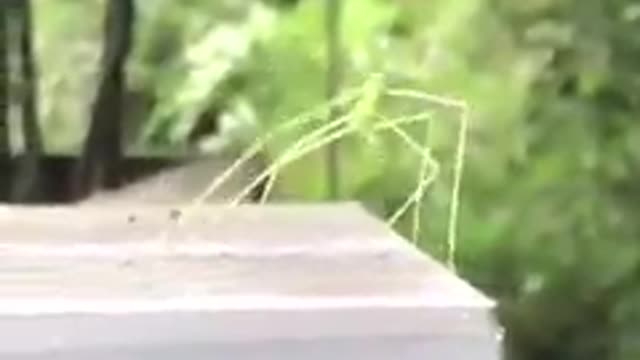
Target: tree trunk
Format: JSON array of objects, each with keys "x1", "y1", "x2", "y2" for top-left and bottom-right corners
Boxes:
[
  {"x1": 325, "y1": 0, "x2": 343, "y2": 199},
  {"x1": 10, "y1": 0, "x2": 44, "y2": 202},
  {"x1": 0, "y1": 4, "x2": 9, "y2": 158},
  {"x1": 73, "y1": 0, "x2": 135, "y2": 198}
]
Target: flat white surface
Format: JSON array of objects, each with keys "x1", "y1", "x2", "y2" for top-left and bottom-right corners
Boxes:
[
  {"x1": 2, "y1": 336, "x2": 502, "y2": 360},
  {"x1": 0, "y1": 204, "x2": 500, "y2": 357}
]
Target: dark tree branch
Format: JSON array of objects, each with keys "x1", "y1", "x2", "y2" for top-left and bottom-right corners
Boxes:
[
  {"x1": 0, "y1": 4, "x2": 9, "y2": 157},
  {"x1": 10, "y1": 0, "x2": 44, "y2": 202},
  {"x1": 325, "y1": 0, "x2": 343, "y2": 199},
  {"x1": 73, "y1": 0, "x2": 135, "y2": 198}
]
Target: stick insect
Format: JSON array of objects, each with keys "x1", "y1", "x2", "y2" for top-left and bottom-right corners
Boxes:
[{"x1": 174, "y1": 73, "x2": 469, "y2": 271}]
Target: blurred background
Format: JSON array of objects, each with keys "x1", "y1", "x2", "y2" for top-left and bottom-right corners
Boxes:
[{"x1": 2, "y1": 0, "x2": 640, "y2": 359}]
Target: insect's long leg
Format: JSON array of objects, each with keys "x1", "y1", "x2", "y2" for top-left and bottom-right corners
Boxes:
[
  {"x1": 386, "y1": 123, "x2": 439, "y2": 228},
  {"x1": 230, "y1": 113, "x2": 354, "y2": 205}
]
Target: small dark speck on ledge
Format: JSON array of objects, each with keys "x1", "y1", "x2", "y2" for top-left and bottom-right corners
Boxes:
[
  {"x1": 120, "y1": 258, "x2": 135, "y2": 267},
  {"x1": 169, "y1": 209, "x2": 182, "y2": 221},
  {"x1": 127, "y1": 214, "x2": 137, "y2": 224}
]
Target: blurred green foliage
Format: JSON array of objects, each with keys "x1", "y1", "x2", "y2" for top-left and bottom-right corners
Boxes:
[{"x1": 34, "y1": 0, "x2": 640, "y2": 359}]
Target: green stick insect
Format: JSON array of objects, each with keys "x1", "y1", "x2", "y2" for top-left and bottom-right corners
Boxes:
[
  {"x1": 173, "y1": 73, "x2": 469, "y2": 271},
  {"x1": 350, "y1": 73, "x2": 385, "y2": 145}
]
